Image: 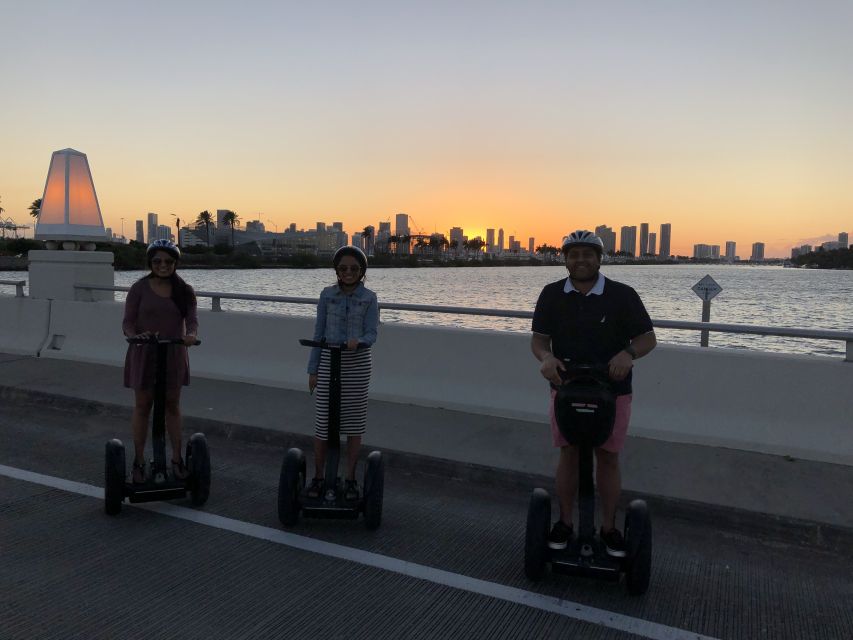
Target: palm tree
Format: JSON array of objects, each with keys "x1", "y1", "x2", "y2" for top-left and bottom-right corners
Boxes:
[
  {"x1": 196, "y1": 210, "x2": 213, "y2": 246},
  {"x1": 28, "y1": 198, "x2": 41, "y2": 218},
  {"x1": 222, "y1": 210, "x2": 239, "y2": 248},
  {"x1": 388, "y1": 235, "x2": 400, "y2": 255},
  {"x1": 362, "y1": 226, "x2": 374, "y2": 255}
]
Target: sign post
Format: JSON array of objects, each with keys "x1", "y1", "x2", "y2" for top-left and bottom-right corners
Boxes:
[{"x1": 691, "y1": 275, "x2": 723, "y2": 347}]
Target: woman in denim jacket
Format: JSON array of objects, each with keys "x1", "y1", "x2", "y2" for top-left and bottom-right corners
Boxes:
[{"x1": 307, "y1": 245, "x2": 379, "y2": 500}]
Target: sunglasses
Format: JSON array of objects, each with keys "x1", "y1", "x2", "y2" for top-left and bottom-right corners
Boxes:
[
  {"x1": 152, "y1": 258, "x2": 176, "y2": 266},
  {"x1": 336, "y1": 265, "x2": 361, "y2": 273}
]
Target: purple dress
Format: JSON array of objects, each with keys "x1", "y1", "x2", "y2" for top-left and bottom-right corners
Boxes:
[{"x1": 122, "y1": 279, "x2": 199, "y2": 391}]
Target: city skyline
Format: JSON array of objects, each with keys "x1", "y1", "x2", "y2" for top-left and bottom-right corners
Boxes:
[{"x1": 2, "y1": 2, "x2": 852, "y2": 258}]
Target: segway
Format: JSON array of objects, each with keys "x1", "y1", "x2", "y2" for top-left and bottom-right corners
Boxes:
[
  {"x1": 277, "y1": 339, "x2": 384, "y2": 529},
  {"x1": 104, "y1": 336, "x2": 210, "y2": 515},
  {"x1": 524, "y1": 362, "x2": 652, "y2": 595}
]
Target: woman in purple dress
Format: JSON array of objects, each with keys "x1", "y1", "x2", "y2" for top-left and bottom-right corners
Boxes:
[{"x1": 122, "y1": 240, "x2": 199, "y2": 483}]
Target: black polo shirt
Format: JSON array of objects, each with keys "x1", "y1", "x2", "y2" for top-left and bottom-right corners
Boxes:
[{"x1": 532, "y1": 275, "x2": 653, "y2": 395}]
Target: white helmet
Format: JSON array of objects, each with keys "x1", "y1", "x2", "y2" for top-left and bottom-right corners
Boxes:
[{"x1": 561, "y1": 230, "x2": 604, "y2": 255}]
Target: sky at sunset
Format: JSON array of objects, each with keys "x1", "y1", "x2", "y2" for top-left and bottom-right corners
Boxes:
[{"x1": 1, "y1": 1, "x2": 851, "y2": 257}]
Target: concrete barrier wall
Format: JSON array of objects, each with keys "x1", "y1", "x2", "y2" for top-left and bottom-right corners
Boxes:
[
  {"x1": 0, "y1": 296, "x2": 51, "y2": 356},
  {"x1": 36, "y1": 299, "x2": 853, "y2": 464}
]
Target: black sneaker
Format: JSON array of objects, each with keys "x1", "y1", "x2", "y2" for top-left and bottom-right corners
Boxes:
[
  {"x1": 547, "y1": 521, "x2": 573, "y2": 550},
  {"x1": 306, "y1": 477, "x2": 323, "y2": 499},
  {"x1": 600, "y1": 527, "x2": 626, "y2": 558},
  {"x1": 344, "y1": 479, "x2": 359, "y2": 501}
]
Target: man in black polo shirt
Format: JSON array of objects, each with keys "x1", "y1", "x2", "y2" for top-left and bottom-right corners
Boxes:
[{"x1": 531, "y1": 230, "x2": 657, "y2": 556}]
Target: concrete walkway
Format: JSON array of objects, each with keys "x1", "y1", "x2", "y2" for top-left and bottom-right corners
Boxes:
[{"x1": 1, "y1": 352, "x2": 851, "y2": 547}]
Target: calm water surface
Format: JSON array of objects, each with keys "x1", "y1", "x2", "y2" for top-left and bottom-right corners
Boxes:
[{"x1": 3, "y1": 265, "x2": 851, "y2": 357}]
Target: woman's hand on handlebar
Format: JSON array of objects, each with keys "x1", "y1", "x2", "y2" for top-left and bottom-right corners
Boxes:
[
  {"x1": 540, "y1": 354, "x2": 566, "y2": 386},
  {"x1": 133, "y1": 331, "x2": 155, "y2": 340},
  {"x1": 182, "y1": 334, "x2": 198, "y2": 346},
  {"x1": 308, "y1": 374, "x2": 317, "y2": 394},
  {"x1": 608, "y1": 351, "x2": 633, "y2": 381}
]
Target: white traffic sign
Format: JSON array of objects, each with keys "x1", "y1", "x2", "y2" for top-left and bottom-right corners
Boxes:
[{"x1": 692, "y1": 275, "x2": 723, "y2": 301}]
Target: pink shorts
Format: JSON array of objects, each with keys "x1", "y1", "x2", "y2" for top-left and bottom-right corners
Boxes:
[{"x1": 549, "y1": 390, "x2": 632, "y2": 453}]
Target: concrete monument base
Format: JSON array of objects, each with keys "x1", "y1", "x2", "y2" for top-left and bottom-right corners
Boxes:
[{"x1": 28, "y1": 250, "x2": 114, "y2": 301}]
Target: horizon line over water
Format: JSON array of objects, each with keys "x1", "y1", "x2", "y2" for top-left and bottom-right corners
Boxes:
[{"x1": 2, "y1": 264, "x2": 851, "y2": 359}]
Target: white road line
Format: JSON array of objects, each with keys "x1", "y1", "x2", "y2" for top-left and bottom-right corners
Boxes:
[{"x1": 0, "y1": 464, "x2": 717, "y2": 640}]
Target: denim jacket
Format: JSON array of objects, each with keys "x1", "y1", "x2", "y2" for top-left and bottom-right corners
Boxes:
[{"x1": 307, "y1": 282, "x2": 380, "y2": 374}]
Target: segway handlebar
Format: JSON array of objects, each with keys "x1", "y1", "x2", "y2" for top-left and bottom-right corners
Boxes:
[
  {"x1": 126, "y1": 336, "x2": 201, "y2": 346},
  {"x1": 558, "y1": 360, "x2": 611, "y2": 384},
  {"x1": 299, "y1": 338, "x2": 369, "y2": 350}
]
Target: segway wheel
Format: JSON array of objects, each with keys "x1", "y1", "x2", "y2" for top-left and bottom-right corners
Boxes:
[
  {"x1": 104, "y1": 439, "x2": 126, "y2": 515},
  {"x1": 187, "y1": 433, "x2": 211, "y2": 506},
  {"x1": 524, "y1": 488, "x2": 551, "y2": 580},
  {"x1": 363, "y1": 450, "x2": 384, "y2": 530},
  {"x1": 624, "y1": 499, "x2": 652, "y2": 595},
  {"x1": 278, "y1": 448, "x2": 305, "y2": 526}
]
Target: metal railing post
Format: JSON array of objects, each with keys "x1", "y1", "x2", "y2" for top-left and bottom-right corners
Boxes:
[
  {"x1": 700, "y1": 300, "x2": 711, "y2": 347},
  {"x1": 212, "y1": 296, "x2": 222, "y2": 312},
  {"x1": 16, "y1": 282, "x2": 24, "y2": 297},
  {"x1": 846, "y1": 340, "x2": 853, "y2": 363}
]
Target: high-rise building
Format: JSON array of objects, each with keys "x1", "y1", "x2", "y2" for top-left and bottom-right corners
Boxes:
[
  {"x1": 363, "y1": 225, "x2": 375, "y2": 255},
  {"x1": 659, "y1": 223, "x2": 671, "y2": 259},
  {"x1": 395, "y1": 213, "x2": 409, "y2": 237},
  {"x1": 498, "y1": 228, "x2": 504, "y2": 252},
  {"x1": 840, "y1": 232, "x2": 849, "y2": 248},
  {"x1": 147, "y1": 212, "x2": 158, "y2": 244},
  {"x1": 135, "y1": 220, "x2": 144, "y2": 244},
  {"x1": 316, "y1": 222, "x2": 326, "y2": 232},
  {"x1": 639, "y1": 223, "x2": 649, "y2": 256},
  {"x1": 725, "y1": 241, "x2": 736, "y2": 262},
  {"x1": 751, "y1": 242, "x2": 765, "y2": 261},
  {"x1": 156, "y1": 224, "x2": 172, "y2": 241},
  {"x1": 693, "y1": 244, "x2": 720, "y2": 259},
  {"x1": 486, "y1": 228, "x2": 495, "y2": 253},
  {"x1": 647, "y1": 232, "x2": 657, "y2": 256},
  {"x1": 449, "y1": 227, "x2": 464, "y2": 251},
  {"x1": 245, "y1": 220, "x2": 266, "y2": 233},
  {"x1": 595, "y1": 225, "x2": 617, "y2": 254},
  {"x1": 711, "y1": 245, "x2": 720, "y2": 259},
  {"x1": 528, "y1": 237, "x2": 534, "y2": 254},
  {"x1": 620, "y1": 226, "x2": 637, "y2": 256}
]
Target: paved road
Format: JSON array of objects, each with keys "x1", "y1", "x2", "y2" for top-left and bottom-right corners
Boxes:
[{"x1": 1, "y1": 403, "x2": 851, "y2": 640}]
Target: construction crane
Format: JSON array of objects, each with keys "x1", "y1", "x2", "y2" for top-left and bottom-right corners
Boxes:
[{"x1": 0, "y1": 217, "x2": 32, "y2": 239}]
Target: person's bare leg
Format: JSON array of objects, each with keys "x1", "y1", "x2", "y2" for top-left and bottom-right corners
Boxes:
[
  {"x1": 556, "y1": 445, "x2": 579, "y2": 526},
  {"x1": 165, "y1": 390, "x2": 187, "y2": 478},
  {"x1": 595, "y1": 448, "x2": 621, "y2": 531},
  {"x1": 313, "y1": 437, "x2": 327, "y2": 478},
  {"x1": 346, "y1": 435, "x2": 362, "y2": 481},
  {"x1": 132, "y1": 390, "x2": 154, "y2": 481}
]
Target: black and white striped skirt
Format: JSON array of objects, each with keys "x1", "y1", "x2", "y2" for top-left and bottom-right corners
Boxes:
[{"x1": 314, "y1": 347, "x2": 372, "y2": 439}]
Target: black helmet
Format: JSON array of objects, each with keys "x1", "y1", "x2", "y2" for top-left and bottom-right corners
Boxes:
[
  {"x1": 333, "y1": 245, "x2": 368, "y2": 275},
  {"x1": 147, "y1": 239, "x2": 181, "y2": 261},
  {"x1": 561, "y1": 230, "x2": 604, "y2": 256}
]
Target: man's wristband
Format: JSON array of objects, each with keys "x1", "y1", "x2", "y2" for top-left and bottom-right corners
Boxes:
[{"x1": 624, "y1": 345, "x2": 638, "y2": 360}]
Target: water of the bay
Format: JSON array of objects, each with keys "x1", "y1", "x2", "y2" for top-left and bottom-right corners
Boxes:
[{"x1": 3, "y1": 265, "x2": 851, "y2": 358}]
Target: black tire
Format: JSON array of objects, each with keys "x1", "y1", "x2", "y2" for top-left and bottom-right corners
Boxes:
[
  {"x1": 278, "y1": 448, "x2": 305, "y2": 526},
  {"x1": 104, "y1": 439, "x2": 126, "y2": 516},
  {"x1": 524, "y1": 488, "x2": 551, "y2": 580},
  {"x1": 363, "y1": 451, "x2": 384, "y2": 530},
  {"x1": 187, "y1": 433, "x2": 211, "y2": 507},
  {"x1": 624, "y1": 499, "x2": 652, "y2": 595}
]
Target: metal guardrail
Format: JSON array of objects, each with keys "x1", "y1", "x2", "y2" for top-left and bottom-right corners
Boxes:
[
  {"x1": 73, "y1": 283, "x2": 853, "y2": 361},
  {"x1": 0, "y1": 280, "x2": 26, "y2": 297}
]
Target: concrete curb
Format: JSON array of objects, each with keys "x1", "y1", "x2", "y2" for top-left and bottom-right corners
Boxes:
[{"x1": 3, "y1": 384, "x2": 851, "y2": 557}]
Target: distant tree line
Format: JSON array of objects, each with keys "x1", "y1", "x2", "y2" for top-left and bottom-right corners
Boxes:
[{"x1": 792, "y1": 247, "x2": 852, "y2": 269}]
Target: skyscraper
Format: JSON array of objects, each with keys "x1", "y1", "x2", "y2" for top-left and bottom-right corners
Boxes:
[
  {"x1": 449, "y1": 227, "x2": 464, "y2": 251},
  {"x1": 659, "y1": 223, "x2": 671, "y2": 259},
  {"x1": 595, "y1": 225, "x2": 616, "y2": 254},
  {"x1": 639, "y1": 223, "x2": 649, "y2": 256},
  {"x1": 147, "y1": 212, "x2": 158, "y2": 244},
  {"x1": 751, "y1": 242, "x2": 765, "y2": 261},
  {"x1": 648, "y1": 232, "x2": 657, "y2": 256},
  {"x1": 725, "y1": 241, "x2": 736, "y2": 262},
  {"x1": 395, "y1": 213, "x2": 409, "y2": 237},
  {"x1": 620, "y1": 226, "x2": 637, "y2": 256},
  {"x1": 135, "y1": 220, "x2": 144, "y2": 244},
  {"x1": 528, "y1": 237, "x2": 534, "y2": 254},
  {"x1": 498, "y1": 228, "x2": 504, "y2": 252},
  {"x1": 486, "y1": 228, "x2": 495, "y2": 253},
  {"x1": 840, "y1": 232, "x2": 849, "y2": 248}
]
